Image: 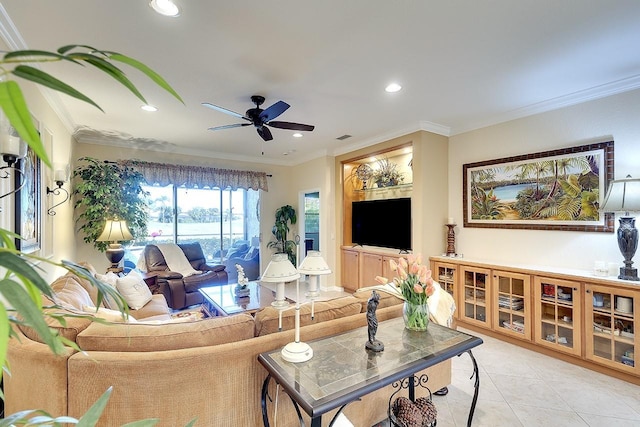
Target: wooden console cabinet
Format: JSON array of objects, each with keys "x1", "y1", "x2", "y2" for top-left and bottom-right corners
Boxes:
[
  {"x1": 430, "y1": 255, "x2": 640, "y2": 385},
  {"x1": 341, "y1": 246, "x2": 407, "y2": 292}
]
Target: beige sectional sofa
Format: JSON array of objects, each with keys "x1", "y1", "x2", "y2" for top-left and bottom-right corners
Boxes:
[{"x1": 5, "y1": 266, "x2": 452, "y2": 427}]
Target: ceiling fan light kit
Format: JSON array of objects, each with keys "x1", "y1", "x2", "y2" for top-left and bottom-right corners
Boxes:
[{"x1": 203, "y1": 95, "x2": 315, "y2": 142}]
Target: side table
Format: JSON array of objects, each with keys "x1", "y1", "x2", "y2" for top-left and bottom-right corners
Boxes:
[{"x1": 140, "y1": 272, "x2": 159, "y2": 294}]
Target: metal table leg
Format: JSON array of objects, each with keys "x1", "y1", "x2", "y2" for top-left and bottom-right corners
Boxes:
[{"x1": 464, "y1": 350, "x2": 480, "y2": 427}]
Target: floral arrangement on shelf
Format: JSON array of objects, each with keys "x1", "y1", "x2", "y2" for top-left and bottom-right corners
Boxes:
[
  {"x1": 372, "y1": 158, "x2": 404, "y2": 188},
  {"x1": 375, "y1": 254, "x2": 436, "y2": 330}
]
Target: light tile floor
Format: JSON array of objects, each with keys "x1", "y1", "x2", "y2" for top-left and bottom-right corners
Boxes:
[{"x1": 375, "y1": 327, "x2": 640, "y2": 426}]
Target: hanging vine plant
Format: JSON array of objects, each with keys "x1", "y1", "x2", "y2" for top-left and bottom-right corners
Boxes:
[{"x1": 73, "y1": 157, "x2": 149, "y2": 252}]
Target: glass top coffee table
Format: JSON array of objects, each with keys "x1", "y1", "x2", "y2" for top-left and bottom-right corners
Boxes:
[
  {"x1": 199, "y1": 282, "x2": 283, "y2": 316},
  {"x1": 258, "y1": 316, "x2": 483, "y2": 427}
]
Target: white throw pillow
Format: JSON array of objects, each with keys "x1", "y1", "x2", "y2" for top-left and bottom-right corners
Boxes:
[
  {"x1": 82, "y1": 305, "x2": 138, "y2": 323},
  {"x1": 95, "y1": 271, "x2": 120, "y2": 309},
  {"x1": 115, "y1": 271, "x2": 153, "y2": 310}
]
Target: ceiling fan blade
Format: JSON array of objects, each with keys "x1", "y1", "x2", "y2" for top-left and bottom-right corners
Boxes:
[
  {"x1": 259, "y1": 101, "x2": 290, "y2": 122},
  {"x1": 268, "y1": 121, "x2": 315, "y2": 132},
  {"x1": 202, "y1": 102, "x2": 249, "y2": 120},
  {"x1": 256, "y1": 126, "x2": 273, "y2": 141},
  {"x1": 208, "y1": 123, "x2": 251, "y2": 131}
]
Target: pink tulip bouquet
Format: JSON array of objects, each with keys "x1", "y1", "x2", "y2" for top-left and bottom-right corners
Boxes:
[{"x1": 375, "y1": 254, "x2": 436, "y2": 330}]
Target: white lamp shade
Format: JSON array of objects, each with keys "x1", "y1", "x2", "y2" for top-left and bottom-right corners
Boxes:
[
  {"x1": 298, "y1": 251, "x2": 331, "y2": 275},
  {"x1": 601, "y1": 175, "x2": 640, "y2": 214},
  {"x1": 52, "y1": 163, "x2": 70, "y2": 183},
  {"x1": 97, "y1": 220, "x2": 134, "y2": 242},
  {"x1": 261, "y1": 253, "x2": 300, "y2": 282}
]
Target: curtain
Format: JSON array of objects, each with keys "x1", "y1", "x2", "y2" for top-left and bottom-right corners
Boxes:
[{"x1": 122, "y1": 160, "x2": 269, "y2": 191}]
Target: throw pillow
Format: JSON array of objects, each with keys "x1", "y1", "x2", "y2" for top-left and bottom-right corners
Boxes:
[
  {"x1": 116, "y1": 271, "x2": 153, "y2": 310},
  {"x1": 95, "y1": 271, "x2": 120, "y2": 309},
  {"x1": 82, "y1": 305, "x2": 138, "y2": 323},
  {"x1": 51, "y1": 276, "x2": 95, "y2": 311}
]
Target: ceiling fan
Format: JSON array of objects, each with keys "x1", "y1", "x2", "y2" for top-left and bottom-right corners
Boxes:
[{"x1": 202, "y1": 95, "x2": 315, "y2": 141}]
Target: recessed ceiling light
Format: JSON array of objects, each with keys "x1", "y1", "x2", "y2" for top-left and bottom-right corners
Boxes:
[
  {"x1": 385, "y1": 83, "x2": 402, "y2": 93},
  {"x1": 149, "y1": 0, "x2": 180, "y2": 17},
  {"x1": 292, "y1": 133, "x2": 303, "y2": 138},
  {"x1": 141, "y1": 104, "x2": 158, "y2": 112}
]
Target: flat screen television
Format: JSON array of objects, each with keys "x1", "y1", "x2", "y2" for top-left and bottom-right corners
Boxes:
[{"x1": 351, "y1": 197, "x2": 411, "y2": 251}]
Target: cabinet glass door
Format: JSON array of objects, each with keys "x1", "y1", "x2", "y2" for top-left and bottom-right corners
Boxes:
[
  {"x1": 586, "y1": 285, "x2": 637, "y2": 373},
  {"x1": 494, "y1": 271, "x2": 530, "y2": 340},
  {"x1": 461, "y1": 267, "x2": 490, "y2": 328},
  {"x1": 534, "y1": 277, "x2": 581, "y2": 355},
  {"x1": 435, "y1": 263, "x2": 456, "y2": 296},
  {"x1": 434, "y1": 262, "x2": 458, "y2": 320}
]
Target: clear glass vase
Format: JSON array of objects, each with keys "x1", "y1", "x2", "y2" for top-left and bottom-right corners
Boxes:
[{"x1": 403, "y1": 301, "x2": 430, "y2": 331}]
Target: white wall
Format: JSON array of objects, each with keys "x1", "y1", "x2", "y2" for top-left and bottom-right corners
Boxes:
[{"x1": 448, "y1": 89, "x2": 640, "y2": 271}]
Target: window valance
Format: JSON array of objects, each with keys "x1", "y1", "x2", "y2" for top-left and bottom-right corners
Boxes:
[{"x1": 122, "y1": 160, "x2": 269, "y2": 191}]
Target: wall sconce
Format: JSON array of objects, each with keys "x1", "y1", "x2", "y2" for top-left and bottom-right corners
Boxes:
[
  {"x1": 0, "y1": 130, "x2": 28, "y2": 211},
  {"x1": 46, "y1": 163, "x2": 70, "y2": 216}
]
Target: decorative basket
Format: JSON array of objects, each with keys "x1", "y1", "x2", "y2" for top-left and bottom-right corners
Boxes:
[{"x1": 390, "y1": 396, "x2": 437, "y2": 427}]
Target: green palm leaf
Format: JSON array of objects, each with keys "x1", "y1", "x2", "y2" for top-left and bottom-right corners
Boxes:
[
  {"x1": 12, "y1": 65, "x2": 103, "y2": 111},
  {"x1": 109, "y1": 52, "x2": 184, "y2": 104},
  {"x1": 0, "y1": 80, "x2": 49, "y2": 166}
]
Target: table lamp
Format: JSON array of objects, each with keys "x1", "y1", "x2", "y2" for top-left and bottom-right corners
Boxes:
[
  {"x1": 600, "y1": 175, "x2": 640, "y2": 281},
  {"x1": 261, "y1": 253, "x2": 299, "y2": 308},
  {"x1": 96, "y1": 219, "x2": 133, "y2": 273},
  {"x1": 298, "y1": 251, "x2": 331, "y2": 320}
]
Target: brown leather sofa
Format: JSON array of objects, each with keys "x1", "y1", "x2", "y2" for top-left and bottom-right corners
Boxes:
[{"x1": 143, "y1": 243, "x2": 228, "y2": 310}]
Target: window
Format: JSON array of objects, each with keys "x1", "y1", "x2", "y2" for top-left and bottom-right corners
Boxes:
[{"x1": 126, "y1": 184, "x2": 260, "y2": 266}]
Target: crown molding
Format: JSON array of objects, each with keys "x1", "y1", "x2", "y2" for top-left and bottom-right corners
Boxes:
[{"x1": 451, "y1": 74, "x2": 640, "y2": 135}]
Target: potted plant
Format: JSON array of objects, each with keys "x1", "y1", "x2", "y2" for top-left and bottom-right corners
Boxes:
[
  {"x1": 267, "y1": 204, "x2": 298, "y2": 266},
  {"x1": 372, "y1": 158, "x2": 404, "y2": 188},
  {"x1": 0, "y1": 45, "x2": 183, "y2": 425},
  {"x1": 73, "y1": 157, "x2": 149, "y2": 252}
]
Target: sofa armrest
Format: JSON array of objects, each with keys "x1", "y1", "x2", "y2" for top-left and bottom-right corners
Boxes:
[{"x1": 157, "y1": 278, "x2": 187, "y2": 310}]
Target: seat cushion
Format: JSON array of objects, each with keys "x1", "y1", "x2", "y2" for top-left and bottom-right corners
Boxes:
[
  {"x1": 17, "y1": 295, "x2": 93, "y2": 344},
  {"x1": 254, "y1": 296, "x2": 362, "y2": 336},
  {"x1": 353, "y1": 287, "x2": 403, "y2": 312},
  {"x1": 76, "y1": 314, "x2": 256, "y2": 351}
]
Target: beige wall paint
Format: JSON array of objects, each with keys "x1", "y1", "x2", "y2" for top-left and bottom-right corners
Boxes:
[{"x1": 448, "y1": 89, "x2": 640, "y2": 271}]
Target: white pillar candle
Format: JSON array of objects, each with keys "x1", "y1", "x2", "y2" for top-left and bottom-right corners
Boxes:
[
  {"x1": 54, "y1": 168, "x2": 67, "y2": 182},
  {"x1": 448, "y1": 217, "x2": 454, "y2": 225},
  {"x1": 2, "y1": 135, "x2": 21, "y2": 156}
]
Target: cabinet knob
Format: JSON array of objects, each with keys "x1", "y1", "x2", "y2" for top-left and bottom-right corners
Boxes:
[{"x1": 586, "y1": 289, "x2": 591, "y2": 294}]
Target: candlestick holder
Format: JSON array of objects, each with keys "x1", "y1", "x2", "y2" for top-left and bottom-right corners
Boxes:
[{"x1": 445, "y1": 223, "x2": 456, "y2": 256}]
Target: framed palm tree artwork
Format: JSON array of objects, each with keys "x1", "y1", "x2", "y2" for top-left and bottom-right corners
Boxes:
[{"x1": 463, "y1": 140, "x2": 614, "y2": 232}]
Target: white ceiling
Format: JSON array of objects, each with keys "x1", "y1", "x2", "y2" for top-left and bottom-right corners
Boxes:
[{"x1": 2, "y1": 1, "x2": 640, "y2": 166}]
